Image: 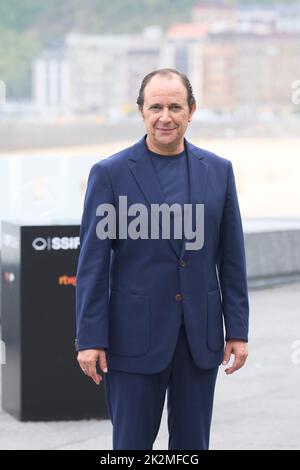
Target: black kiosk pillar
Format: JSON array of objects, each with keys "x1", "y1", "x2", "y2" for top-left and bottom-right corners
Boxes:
[{"x1": 1, "y1": 221, "x2": 109, "y2": 421}]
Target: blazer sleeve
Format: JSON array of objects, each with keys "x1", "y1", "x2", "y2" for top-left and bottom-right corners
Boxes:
[
  {"x1": 217, "y1": 161, "x2": 249, "y2": 342},
  {"x1": 75, "y1": 162, "x2": 114, "y2": 352}
]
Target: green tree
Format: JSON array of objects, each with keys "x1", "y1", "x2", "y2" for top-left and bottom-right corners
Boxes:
[{"x1": 0, "y1": 28, "x2": 41, "y2": 98}]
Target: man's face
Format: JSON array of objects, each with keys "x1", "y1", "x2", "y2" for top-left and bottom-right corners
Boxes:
[{"x1": 140, "y1": 74, "x2": 196, "y2": 154}]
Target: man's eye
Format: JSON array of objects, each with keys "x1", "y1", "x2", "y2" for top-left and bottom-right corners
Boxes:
[
  {"x1": 171, "y1": 105, "x2": 181, "y2": 110},
  {"x1": 151, "y1": 106, "x2": 161, "y2": 111}
]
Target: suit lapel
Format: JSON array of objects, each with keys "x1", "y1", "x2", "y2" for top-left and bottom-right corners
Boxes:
[{"x1": 180, "y1": 139, "x2": 208, "y2": 257}]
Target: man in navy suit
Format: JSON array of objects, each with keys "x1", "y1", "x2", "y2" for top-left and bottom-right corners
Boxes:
[{"x1": 76, "y1": 68, "x2": 249, "y2": 450}]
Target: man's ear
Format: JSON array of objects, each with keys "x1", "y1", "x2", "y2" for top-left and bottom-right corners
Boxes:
[{"x1": 188, "y1": 103, "x2": 196, "y2": 122}]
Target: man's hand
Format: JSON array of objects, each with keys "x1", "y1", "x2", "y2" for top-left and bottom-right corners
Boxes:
[
  {"x1": 77, "y1": 349, "x2": 108, "y2": 385},
  {"x1": 222, "y1": 340, "x2": 248, "y2": 375}
]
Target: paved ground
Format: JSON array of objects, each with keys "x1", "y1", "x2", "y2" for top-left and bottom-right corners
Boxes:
[{"x1": 1, "y1": 282, "x2": 300, "y2": 450}]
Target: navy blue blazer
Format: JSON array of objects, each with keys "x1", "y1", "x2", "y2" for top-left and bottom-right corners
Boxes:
[{"x1": 76, "y1": 135, "x2": 249, "y2": 373}]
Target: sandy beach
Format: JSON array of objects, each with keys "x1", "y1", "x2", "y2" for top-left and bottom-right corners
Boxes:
[{"x1": 0, "y1": 138, "x2": 299, "y2": 219}]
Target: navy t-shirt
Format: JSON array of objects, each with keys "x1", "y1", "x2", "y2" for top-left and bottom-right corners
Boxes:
[{"x1": 148, "y1": 149, "x2": 190, "y2": 324}]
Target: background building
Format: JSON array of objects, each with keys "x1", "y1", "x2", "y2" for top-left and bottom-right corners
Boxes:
[{"x1": 31, "y1": 2, "x2": 300, "y2": 118}]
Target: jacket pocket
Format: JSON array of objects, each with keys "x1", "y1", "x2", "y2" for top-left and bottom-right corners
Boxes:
[
  {"x1": 108, "y1": 289, "x2": 150, "y2": 357},
  {"x1": 207, "y1": 289, "x2": 224, "y2": 352}
]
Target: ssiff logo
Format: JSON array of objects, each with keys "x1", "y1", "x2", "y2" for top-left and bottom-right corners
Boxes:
[{"x1": 32, "y1": 236, "x2": 80, "y2": 251}]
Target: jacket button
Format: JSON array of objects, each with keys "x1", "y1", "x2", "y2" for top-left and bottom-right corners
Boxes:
[
  {"x1": 179, "y1": 259, "x2": 186, "y2": 267},
  {"x1": 175, "y1": 293, "x2": 183, "y2": 302}
]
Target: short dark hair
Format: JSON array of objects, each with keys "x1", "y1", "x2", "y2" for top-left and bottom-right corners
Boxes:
[{"x1": 137, "y1": 68, "x2": 196, "y2": 112}]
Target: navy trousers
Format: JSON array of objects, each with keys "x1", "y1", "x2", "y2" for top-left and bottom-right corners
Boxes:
[{"x1": 103, "y1": 323, "x2": 219, "y2": 450}]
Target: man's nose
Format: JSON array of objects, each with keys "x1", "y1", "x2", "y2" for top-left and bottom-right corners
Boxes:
[{"x1": 159, "y1": 107, "x2": 171, "y2": 123}]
